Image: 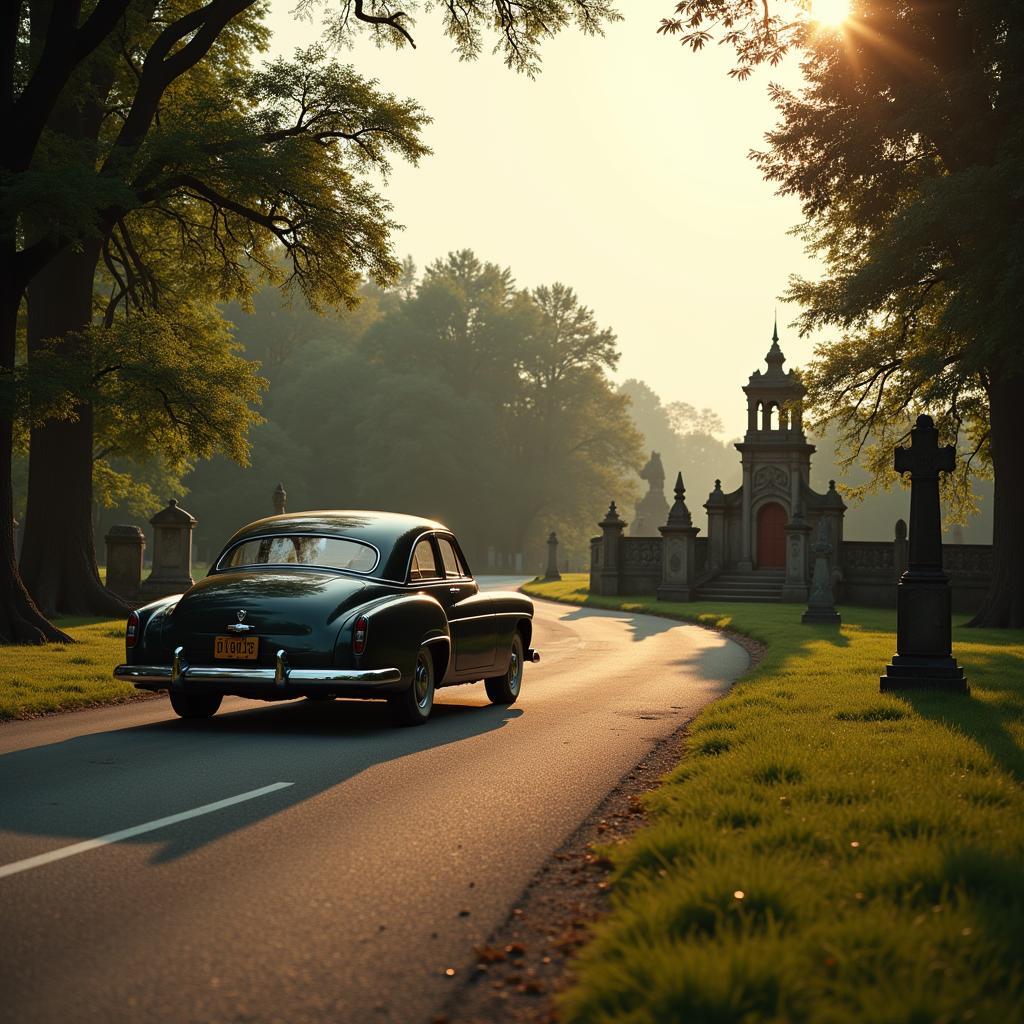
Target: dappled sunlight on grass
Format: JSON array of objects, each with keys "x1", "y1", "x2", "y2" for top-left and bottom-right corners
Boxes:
[
  {"x1": 525, "y1": 575, "x2": 1024, "y2": 1022},
  {"x1": 0, "y1": 617, "x2": 143, "y2": 719}
]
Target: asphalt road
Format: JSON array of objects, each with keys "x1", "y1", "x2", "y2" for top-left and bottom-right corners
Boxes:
[{"x1": 0, "y1": 586, "x2": 747, "y2": 1024}]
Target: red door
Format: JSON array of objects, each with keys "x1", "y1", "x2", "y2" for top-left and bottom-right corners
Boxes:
[{"x1": 756, "y1": 503, "x2": 787, "y2": 568}]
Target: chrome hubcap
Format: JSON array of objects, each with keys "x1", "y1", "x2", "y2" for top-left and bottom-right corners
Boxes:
[
  {"x1": 414, "y1": 655, "x2": 432, "y2": 710},
  {"x1": 508, "y1": 647, "x2": 522, "y2": 696}
]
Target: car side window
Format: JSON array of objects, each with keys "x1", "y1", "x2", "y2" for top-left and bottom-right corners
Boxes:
[
  {"x1": 409, "y1": 538, "x2": 441, "y2": 582},
  {"x1": 437, "y1": 537, "x2": 468, "y2": 579}
]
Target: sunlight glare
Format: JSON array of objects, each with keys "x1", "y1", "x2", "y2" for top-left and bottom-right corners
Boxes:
[{"x1": 811, "y1": 0, "x2": 851, "y2": 27}]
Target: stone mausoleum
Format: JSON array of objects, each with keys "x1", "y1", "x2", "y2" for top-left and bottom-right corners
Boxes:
[{"x1": 592, "y1": 325, "x2": 993, "y2": 610}]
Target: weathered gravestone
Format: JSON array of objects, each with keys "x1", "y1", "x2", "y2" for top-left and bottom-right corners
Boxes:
[
  {"x1": 105, "y1": 525, "x2": 145, "y2": 602},
  {"x1": 273, "y1": 481, "x2": 287, "y2": 516},
  {"x1": 880, "y1": 415, "x2": 968, "y2": 693},
  {"x1": 802, "y1": 518, "x2": 840, "y2": 625},
  {"x1": 141, "y1": 499, "x2": 197, "y2": 600},
  {"x1": 544, "y1": 531, "x2": 562, "y2": 581}
]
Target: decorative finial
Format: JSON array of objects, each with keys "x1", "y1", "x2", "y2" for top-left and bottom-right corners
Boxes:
[
  {"x1": 666, "y1": 471, "x2": 693, "y2": 527},
  {"x1": 714, "y1": 479, "x2": 722, "y2": 491},
  {"x1": 773, "y1": 309, "x2": 779, "y2": 344}
]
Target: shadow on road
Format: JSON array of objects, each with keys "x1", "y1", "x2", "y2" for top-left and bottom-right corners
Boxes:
[
  {"x1": 561, "y1": 604, "x2": 678, "y2": 643},
  {"x1": 0, "y1": 696, "x2": 522, "y2": 865}
]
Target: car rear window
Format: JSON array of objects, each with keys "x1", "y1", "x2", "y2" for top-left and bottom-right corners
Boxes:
[{"x1": 221, "y1": 535, "x2": 379, "y2": 574}]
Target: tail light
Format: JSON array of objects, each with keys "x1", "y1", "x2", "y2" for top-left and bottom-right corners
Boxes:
[
  {"x1": 126, "y1": 610, "x2": 140, "y2": 650},
  {"x1": 353, "y1": 615, "x2": 368, "y2": 656}
]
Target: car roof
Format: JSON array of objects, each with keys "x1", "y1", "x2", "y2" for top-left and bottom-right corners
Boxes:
[{"x1": 219, "y1": 510, "x2": 456, "y2": 582}]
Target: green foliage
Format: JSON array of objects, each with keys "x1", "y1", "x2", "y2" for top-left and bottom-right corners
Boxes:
[
  {"x1": 660, "y1": 1, "x2": 1018, "y2": 484},
  {"x1": 185, "y1": 250, "x2": 641, "y2": 568},
  {"x1": 619, "y1": 377, "x2": 738, "y2": 509},
  {"x1": 526, "y1": 576, "x2": 1024, "y2": 1023}
]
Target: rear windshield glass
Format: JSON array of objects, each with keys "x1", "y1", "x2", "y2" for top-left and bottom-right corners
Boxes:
[{"x1": 221, "y1": 535, "x2": 379, "y2": 574}]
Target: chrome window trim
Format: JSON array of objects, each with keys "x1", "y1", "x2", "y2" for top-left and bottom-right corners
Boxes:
[
  {"x1": 402, "y1": 530, "x2": 475, "y2": 586},
  {"x1": 214, "y1": 533, "x2": 382, "y2": 576}
]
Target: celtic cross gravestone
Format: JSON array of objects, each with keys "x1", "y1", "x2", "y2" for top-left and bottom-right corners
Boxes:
[{"x1": 880, "y1": 415, "x2": 968, "y2": 693}]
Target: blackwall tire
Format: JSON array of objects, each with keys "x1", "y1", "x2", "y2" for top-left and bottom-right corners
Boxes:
[
  {"x1": 169, "y1": 690, "x2": 223, "y2": 720},
  {"x1": 485, "y1": 633, "x2": 524, "y2": 706},
  {"x1": 388, "y1": 647, "x2": 435, "y2": 726}
]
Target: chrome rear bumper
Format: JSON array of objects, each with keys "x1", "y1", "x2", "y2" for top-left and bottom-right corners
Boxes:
[{"x1": 114, "y1": 646, "x2": 402, "y2": 695}]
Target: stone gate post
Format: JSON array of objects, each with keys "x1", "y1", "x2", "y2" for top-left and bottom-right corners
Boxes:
[
  {"x1": 782, "y1": 506, "x2": 811, "y2": 602},
  {"x1": 544, "y1": 532, "x2": 562, "y2": 581},
  {"x1": 658, "y1": 473, "x2": 700, "y2": 602},
  {"x1": 592, "y1": 502, "x2": 626, "y2": 596}
]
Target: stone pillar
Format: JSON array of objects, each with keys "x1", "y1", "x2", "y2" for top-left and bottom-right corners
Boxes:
[
  {"x1": 802, "y1": 519, "x2": 840, "y2": 624},
  {"x1": 747, "y1": 398, "x2": 757, "y2": 434},
  {"x1": 880, "y1": 415, "x2": 967, "y2": 692},
  {"x1": 704, "y1": 480, "x2": 727, "y2": 571},
  {"x1": 141, "y1": 499, "x2": 197, "y2": 599},
  {"x1": 594, "y1": 502, "x2": 626, "y2": 596},
  {"x1": 738, "y1": 459, "x2": 753, "y2": 571},
  {"x1": 544, "y1": 532, "x2": 562, "y2": 581},
  {"x1": 273, "y1": 482, "x2": 287, "y2": 516},
  {"x1": 105, "y1": 525, "x2": 146, "y2": 603},
  {"x1": 782, "y1": 507, "x2": 811, "y2": 602},
  {"x1": 893, "y1": 519, "x2": 908, "y2": 577},
  {"x1": 658, "y1": 473, "x2": 700, "y2": 602}
]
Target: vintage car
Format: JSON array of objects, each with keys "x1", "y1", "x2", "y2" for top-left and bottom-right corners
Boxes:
[{"x1": 114, "y1": 511, "x2": 539, "y2": 726}]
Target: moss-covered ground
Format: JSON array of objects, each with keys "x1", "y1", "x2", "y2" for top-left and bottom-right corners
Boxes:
[{"x1": 523, "y1": 575, "x2": 1024, "y2": 1024}]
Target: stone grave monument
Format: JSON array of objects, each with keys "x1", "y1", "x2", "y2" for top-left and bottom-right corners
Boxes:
[
  {"x1": 657, "y1": 472, "x2": 700, "y2": 602},
  {"x1": 104, "y1": 525, "x2": 146, "y2": 603},
  {"x1": 141, "y1": 499, "x2": 197, "y2": 600},
  {"x1": 880, "y1": 415, "x2": 968, "y2": 693},
  {"x1": 544, "y1": 532, "x2": 562, "y2": 581},
  {"x1": 631, "y1": 451, "x2": 670, "y2": 536},
  {"x1": 802, "y1": 518, "x2": 840, "y2": 624}
]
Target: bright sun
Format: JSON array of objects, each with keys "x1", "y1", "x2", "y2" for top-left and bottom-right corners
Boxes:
[{"x1": 810, "y1": 0, "x2": 851, "y2": 27}]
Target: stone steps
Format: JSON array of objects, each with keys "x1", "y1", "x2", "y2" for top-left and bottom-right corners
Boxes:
[{"x1": 696, "y1": 570, "x2": 786, "y2": 603}]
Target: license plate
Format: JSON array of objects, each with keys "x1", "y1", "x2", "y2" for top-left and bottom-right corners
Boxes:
[{"x1": 214, "y1": 636, "x2": 259, "y2": 660}]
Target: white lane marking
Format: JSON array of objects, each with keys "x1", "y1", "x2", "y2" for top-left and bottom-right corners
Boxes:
[{"x1": 0, "y1": 782, "x2": 294, "y2": 880}]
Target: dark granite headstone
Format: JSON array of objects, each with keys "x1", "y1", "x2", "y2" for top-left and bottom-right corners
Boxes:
[{"x1": 880, "y1": 415, "x2": 968, "y2": 693}]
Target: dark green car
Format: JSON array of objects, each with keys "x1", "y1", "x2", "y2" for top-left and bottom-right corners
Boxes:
[{"x1": 114, "y1": 510, "x2": 539, "y2": 726}]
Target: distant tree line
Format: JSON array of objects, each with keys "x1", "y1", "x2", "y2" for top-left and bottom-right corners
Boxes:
[{"x1": 171, "y1": 251, "x2": 641, "y2": 572}]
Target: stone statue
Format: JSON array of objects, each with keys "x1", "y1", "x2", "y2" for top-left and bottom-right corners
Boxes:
[
  {"x1": 801, "y1": 519, "x2": 840, "y2": 625},
  {"x1": 631, "y1": 451, "x2": 670, "y2": 537}
]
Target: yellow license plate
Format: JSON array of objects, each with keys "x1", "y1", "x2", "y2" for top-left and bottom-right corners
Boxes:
[{"x1": 214, "y1": 636, "x2": 259, "y2": 660}]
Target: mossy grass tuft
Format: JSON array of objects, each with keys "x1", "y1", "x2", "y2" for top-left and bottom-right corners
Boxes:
[
  {"x1": 524, "y1": 575, "x2": 1024, "y2": 1023},
  {"x1": 0, "y1": 618, "x2": 144, "y2": 720}
]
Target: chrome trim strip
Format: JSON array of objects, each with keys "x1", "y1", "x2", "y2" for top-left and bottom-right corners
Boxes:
[{"x1": 114, "y1": 660, "x2": 402, "y2": 688}]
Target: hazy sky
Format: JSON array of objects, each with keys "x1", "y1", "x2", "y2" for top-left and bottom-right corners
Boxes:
[{"x1": 265, "y1": 0, "x2": 820, "y2": 438}]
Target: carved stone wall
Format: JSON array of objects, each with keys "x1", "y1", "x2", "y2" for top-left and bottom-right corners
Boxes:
[{"x1": 618, "y1": 536, "x2": 662, "y2": 595}]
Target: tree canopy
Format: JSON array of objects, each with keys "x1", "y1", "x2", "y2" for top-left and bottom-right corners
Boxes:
[{"x1": 662, "y1": 0, "x2": 1024, "y2": 625}]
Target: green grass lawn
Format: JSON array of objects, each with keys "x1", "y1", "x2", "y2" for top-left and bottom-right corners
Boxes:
[
  {"x1": 0, "y1": 617, "x2": 146, "y2": 720},
  {"x1": 524, "y1": 575, "x2": 1024, "y2": 1024}
]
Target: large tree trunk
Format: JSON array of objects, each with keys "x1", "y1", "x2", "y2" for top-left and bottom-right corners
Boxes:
[
  {"x1": 0, "y1": 249, "x2": 72, "y2": 643},
  {"x1": 967, "y1": 370, "x2": 1024, "y2": 628},
  {"x1": 19, "y1": 243, "x2": 127, "y2": 618}
]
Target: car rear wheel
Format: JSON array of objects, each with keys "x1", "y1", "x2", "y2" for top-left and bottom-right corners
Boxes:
[
  {"x1": 169, "y1": 690, "x2": 223, "y2": 720},
  {"x1": 388, "y1": 647, "x2": 435, "y2": 726},
  {"x1": 485, "y1": 633, "x2": 524, "y2": 705}
]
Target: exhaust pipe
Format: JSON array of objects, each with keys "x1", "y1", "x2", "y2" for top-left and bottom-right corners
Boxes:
[{"x1": 525, "y1": 648, "x2": 541, "y2": 663}]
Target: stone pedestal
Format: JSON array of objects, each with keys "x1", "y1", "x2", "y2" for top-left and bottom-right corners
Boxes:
[
  {"x1": 802, "y1": 519, "x2": 840, "y2": 624},
  {"x1": 879, "y1": 416, "x2": 967, "y2": 693},
  {"x1": 141, "y1": 499, "x2": 197, "y2": 600},
  {"x1": 782, "y1": 508, "x2": 811, "y2": 602},
  {"x1": 658, "y1": 472, "x2": 700, "y2": 602},
  {"x1": 105, "y1": 525, "x2": 145, "y2": 602},
  {"x1": 544, "y1": 532, "x2": 562, "y2": 581}
]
